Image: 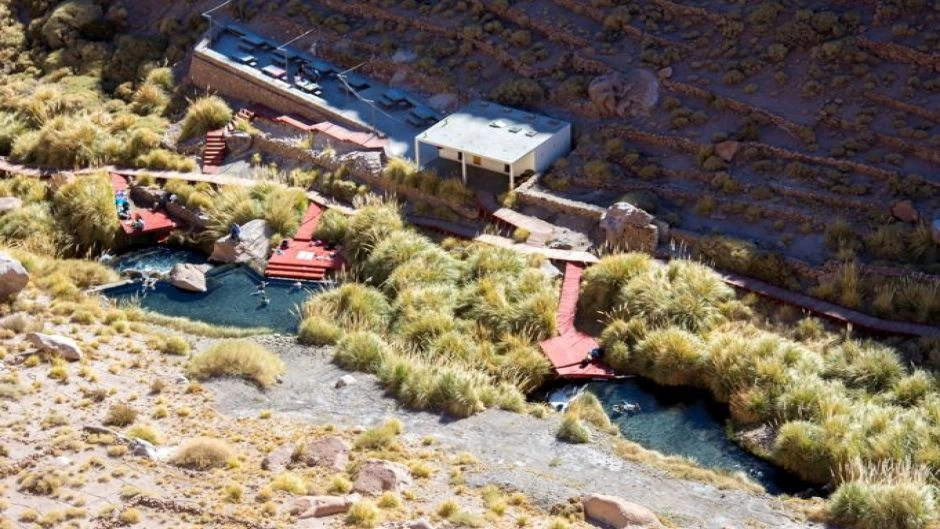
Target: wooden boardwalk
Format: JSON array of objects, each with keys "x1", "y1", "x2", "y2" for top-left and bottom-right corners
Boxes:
[
  {"x1": 491, "y1": 207, "x2": 555, "y2": 246},
  {"x1": 720, "y1": 272, "x2": 940, "y2": 337},
  {"x1": 539, "y1": 262, "x2": 615, "y2": 380}
]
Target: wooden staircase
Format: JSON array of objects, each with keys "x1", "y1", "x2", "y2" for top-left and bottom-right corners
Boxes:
[
  {"x1": 263, "y1": 261, "x2": 328, "y2": 280},
  {"x1": 201, "y1": 129, "x2": 227, "y2": 174}
]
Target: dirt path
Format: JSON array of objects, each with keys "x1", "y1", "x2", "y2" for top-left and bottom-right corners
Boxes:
[{"x1": 205, "y1": 336, "x2": 818, "y2": 529}]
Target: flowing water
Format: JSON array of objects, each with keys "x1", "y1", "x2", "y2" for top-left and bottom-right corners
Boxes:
[
  {"x1": 555, "y1": 379, "x2": 810, "y2": 495},
  {"x1": 104, "y1": 247, "x2": 809, "y2": 495}
]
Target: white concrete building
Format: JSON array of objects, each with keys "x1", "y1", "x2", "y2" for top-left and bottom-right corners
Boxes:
[{"x1": 415, "y1": 100, "x2": 571, "y2": 189}]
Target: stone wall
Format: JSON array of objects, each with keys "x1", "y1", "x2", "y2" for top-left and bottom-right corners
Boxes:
[
  {"x1": 187, "y1": 46, "x2": 368, "y2": 132},
  {"x1": 514, "y1": 177, "x2": 606, "y2": 224}
]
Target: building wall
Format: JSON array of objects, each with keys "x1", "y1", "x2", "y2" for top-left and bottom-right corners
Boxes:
[
  {"x1": 437, "y1": 146, "x2": 513, "y2": 175},
  {"x1": 532, "y1": 124, "x2": 572, "y2": 173}
]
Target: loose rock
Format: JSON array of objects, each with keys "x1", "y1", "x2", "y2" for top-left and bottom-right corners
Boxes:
[
  {"x1": 335, "y1": 374, "x2": 357, "y2": 388},
  {"x1": 588, "y1": 69, "x2": 660, "y2": 117},
  {"x1": 26, "y1": 332, "x2": 82, "y2": 361},
  {"x1": 714, "y1": 140, "x2": 741, "y2": 162},
  {"x1": 353, "y1": 459, "x2": 413, "y2": 495},
  {"x1": 0, "y1": 252, "x2": 29, "y2": 301},
  {"x1": 295, "y1": 437, "x2": 350, "y2": 471},
  {"x1": 891, "y1": 200, "x2": 920, "y2": 223},
  {"x1": 0, "y1": 196, "x2": 22, "y2": 214},
  {"x1": 261, "y1": 443, "x2": 296, "y2": 473},
  {"x1": 582, "y1": 493, "x2": 662, "y2": 529},
  {"x1": 291, "y1": 495, "x2": 356, "y2": 518}
]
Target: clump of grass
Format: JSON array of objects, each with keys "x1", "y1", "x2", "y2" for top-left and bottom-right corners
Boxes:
[
  {"x1": 313, "y1": 208, "x2": 349, "y2": 243},
  {"x1": 566, "y1": 393, "x2": 617, "y2": 435},
  {"x1": 126, "y1": 424, "x2": 161, "y2": 445},
  {"x1": 51, "y1": 172, "x2": 119, "y2": 256},
  {"x1": 328, "y1": 474, "x2": 353, "y2": 494},
  {"x1": 187, "y1": 339, "x2": 285, "y2": 388},
  {"x1": 298, "y1": 316, "x2": 342, "y2": 346},
  {"x1": 828, "y1": 459, "x2": 936, "y2": 529},
  {"x1": 104, "y1": 403, "x2": 137, "y2": 427},
  {"x1": 303, "y1": 284, "x2": 392, "y2": 333},
  {"x1": 345, "y1": 500, "x2": 380, "y2": 527},
  {"x1": 16, "y1": 469, "x2": 63, "y2": 495},
  {"x1": 179, "y1": 96, "x2": 232, "y2": 140},
  {"x1": 355, "y1": 419, "x2": 403, "y2": 450},
  {"x1": 270, "y1": 472, "x2": 308, "y2": 494},
  {"x1": 556, "y1": 416, "x2": 590, "y2": 444},
  {"x1": 159, "y1": 335, "x2": 190, "y2": 355},
  {"x1": 335, "y1": 332, "x2": 390, "y2": 373},
  {"x1": 171, "y1": 437, "x2": 235, "y2": 470}
]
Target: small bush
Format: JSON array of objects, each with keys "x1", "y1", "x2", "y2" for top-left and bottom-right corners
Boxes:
[
  {"x1": 159, "y1": 335, "x2": 190, "y2": 355},
  {"x1": 556, "y1": 416, "x2": 590, "y2": 444},
  {"x1": 126, "y1": 424, "x2": 161, "y2": 445},
  {"x1": 171, "y1": 437, "x2": 235, "y2": 470},
  {"x1": 179, "y1": 96, "x2": 232, "y2": 140},
  {"x1": 346, "y1": 500, "x2": 380, "y2": 527},
  {"x1": 271, "y1": 472, "x2": 308, "y2": 494},
  {"x1": 187, "y1": 340, "x2": 285, "y2": 388},
  {"x1": 313, "y1": 209, "x2": 349, "y2": 243},
  {"x1": 104, "y1": 403, "x2": 137, "y2": 427},
  {"x1": 335, "y1": 332, "x2": 389, "y2": 373},
  {"x1": 298, "y1": 316, "x2": 342, "y2": 346},
  {"x1": 355, "y1": 419, "x2": 403, "y2": 450}
]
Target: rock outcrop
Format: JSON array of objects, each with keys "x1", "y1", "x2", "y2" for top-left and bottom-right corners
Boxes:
[
  {"x1": 582, "y1": 493, "x2": 662, "y2": 529},
  {"x1": 0, "y1": 196, "x2": 22, "y2": 214},
  {"x1": 290, "y1": 495, "x2": 357, "y2": 518},
  {"x1": 600, "y1": 202, "x2": 660, "y2": 253},
  {"x1": 26, "y1": 332, "x2": 82, "y2": 361},
  {"x1": 169, "y1": 263, "x2": 210, "y2": 293},
  {"x1": 0, "y1": 252, "x2": 29, "y2": 300},
  {"x1": 209, "y1": 219, "x2": 273, "y2": 267},
  {"x1": 295, "y1": 437, "x2": 350, "y2": 471},
  {"x1": 588, "y1": 69, "x2": 659, "y2": 117},
  {"x1": 353, "y1": 459, "x2": 412, "y2": 495}
]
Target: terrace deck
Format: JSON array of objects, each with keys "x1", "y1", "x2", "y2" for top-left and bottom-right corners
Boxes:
[
  {"x1": 263, "y1": 203, "x2": 346, "y2": 280},
  {"x1": 110, "y1": 173, "x2": 177, "y2": 237}
]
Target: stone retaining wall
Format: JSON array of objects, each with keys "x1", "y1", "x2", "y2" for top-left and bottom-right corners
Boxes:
[{"x1": 187, "y1": 44, "x2": 368, "y2": 132}]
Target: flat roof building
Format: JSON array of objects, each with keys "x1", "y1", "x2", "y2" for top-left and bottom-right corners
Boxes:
[{"x1": 415, "y1": 100, "x2": 571, "y2": 190}]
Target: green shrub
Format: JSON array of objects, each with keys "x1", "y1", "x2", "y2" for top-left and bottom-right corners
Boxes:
[
  {"x1": 557, "y1": 416, "x2": 590, "y2": 444},
  {"x1": 633, "y1": 327, "x2": 706, "y2": 387},
  {"x1": 345, "y1": 500, "x2": 380, "y2": 527},
  {"x1": 355, "y1": 419, "x2": 403, "y2": 450},
  {"x1": 334, "y1": 332, "x2": 389, "y2": 372},
  {"x1": 313, "y1": 209, "x2": 348, "y2": 243},
  {"x1": 303, "y1": 283, "x2": 392, "y2": 332},
  {"x1": 298, "y1": 316, "x2": 342, "y2": 346},
  {"x1": 579, "y1": 253, "x2": 653, "y2": 317},
  {"x1": 104, "y1": 403, "x2": 137, "y2": 427},
  {"x1": 828, "y1": 461, "x2": 936, "y2": 529},
  {"x1": 52, "y1": 172, "x2": 119, "y2": 256},
  {"x1": 187, "y1": 340, "x2": 285, "y2": 388},
  {"x1": 179, "y1": 96, "x2": 231, "y2": 140},
  {"x1": 159, "y1": 335, "x2": 190, "y2": 355}
]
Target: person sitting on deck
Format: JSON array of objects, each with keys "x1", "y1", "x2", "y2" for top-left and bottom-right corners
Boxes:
[
  {"x1": 280, "y1": 239, "x2": 290, "y2": 251},
  {"x1": 230, "y1": 222, "x2": 241, "y2": 242},
  {"x1": 131, "y1": 214, "x2": 145, "y2": 232},
  {"x1": 118, "y1": 202, "x2": 131, "y2": 220}
]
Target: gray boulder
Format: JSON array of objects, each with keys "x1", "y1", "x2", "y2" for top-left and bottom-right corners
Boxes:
[
  {"x1": 261, "y1": 443, "x2": 295, "y2": 473},
  {"x1": 169, "y1": 263, "x2": 209, "y2": 293},
  {"x1": 291, "y1": 495, "x2": 358, "y2": 518},
  {"x1": 0, "y1": 252, "x2": 29, "y2": 300},
  {"x1": 295, "y1": 437, "x2": 350, "y2": 470},
  {"x1": 601, "y1": 202, "x2": 655, "y2": 231},
  {"x1": 26, "y1": 332, "x2": 82, "y2": 361},
  {"x1": 209, "y1": 219, "x2": 273, "y2": 266},
  {"x1": 0, "y1": 196, "x2": 22, "y2": 214}
]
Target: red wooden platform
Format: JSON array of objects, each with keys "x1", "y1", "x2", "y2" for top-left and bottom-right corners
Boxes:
[
  {"x1": 111, "y1": 173, "x2": 177, "y2": 237},
  {"x1": 539, "y1": 262, "x2": 616, "y2": 380},
  {"x1": 263, "y1": 203, "x2": 346, "y2": 280}
]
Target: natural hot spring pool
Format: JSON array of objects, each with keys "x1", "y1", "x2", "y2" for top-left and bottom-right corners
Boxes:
[
  {"x1": 111, "y1": 246, "x2": 209, "y2": 275},
  {"x1": 555, "y1": 379, "x2": 811, "y2": 495},
  {"x1": 101, "y1": 265, "x2": 323, "y2": 334}
]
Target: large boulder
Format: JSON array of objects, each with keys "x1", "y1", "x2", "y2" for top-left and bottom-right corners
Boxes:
[
  {"x1": 290, "y1": 495, "x2": 357, "y2": 518},
  {"x1": 588, "y1": 69, "x2": 660, "y2": 117},
  {"x1": 582, "y1": 493, "x2": 662, "y2": 529},
  {"x1": 891, "y1": 200, "x2": 920, "y2": 223},
  {"x1": 169, "y1": 263, "x2": 209, "y2": 293},
  {"x1": 600, "y1": 202, "x2": 659, "y2": 253},
  {"x1": 210, "y1": 219, "x2": 273, "y2": 266},
  {"x1": 295, "y1": 437, "x2": 350, "y2": 471},
  {"x1": 0, "y1": 196, "x2": 22, "y2": 214},
  {"x1": 26, "y1": 332, "x2": 82, "y2": 361},
  {"x1": 0, "y1": 252, "x2": 29, "y2": 301},
  {"x1": 352, "y1": 459, "x2": 412, "y2": 495}
]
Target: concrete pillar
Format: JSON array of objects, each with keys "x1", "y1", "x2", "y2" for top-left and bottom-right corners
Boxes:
[
  {"x1": 461, "y1": 154, "x2": 467, "y2": 184},
  {"x1": 508, "y1": 164, "x2": 514, "y2": 192}
]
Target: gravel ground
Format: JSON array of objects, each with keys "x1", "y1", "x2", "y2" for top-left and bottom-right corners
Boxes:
[{"x1": 205, "y1": 336, "x2": 818, "y2": 529}]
